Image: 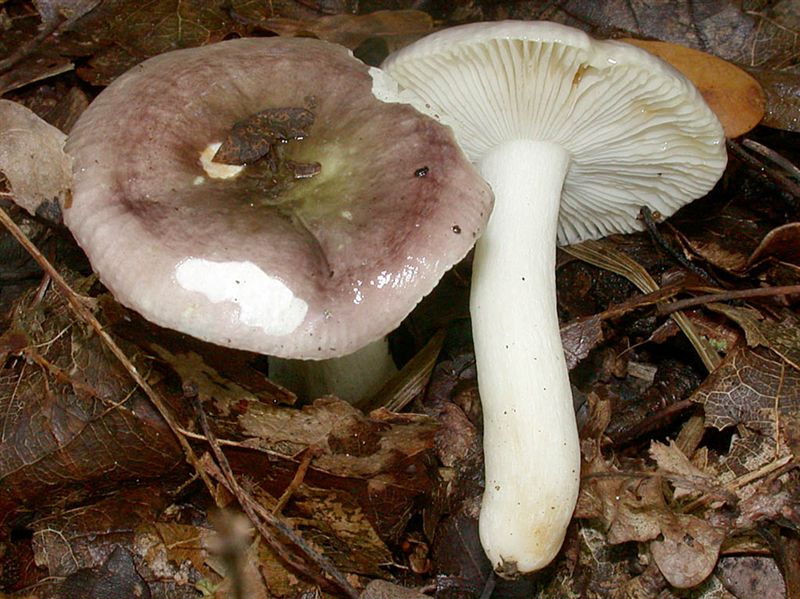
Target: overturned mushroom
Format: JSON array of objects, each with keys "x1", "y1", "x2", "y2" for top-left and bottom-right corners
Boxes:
[
  {"x1": 383, "y1": 21, "x2": 727, "y2": 575},
  {"x1": 65, "y1": 38, "x2": 492, "y2": 391}
]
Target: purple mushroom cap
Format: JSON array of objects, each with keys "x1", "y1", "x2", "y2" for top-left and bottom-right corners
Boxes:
[{"x1": 65, "y1": 37, "x2": 492, "y2": 359}]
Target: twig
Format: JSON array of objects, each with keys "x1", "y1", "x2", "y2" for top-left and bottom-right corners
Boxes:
[
  {"x1": 273, "y1": 447, "x2": 318, "y2": 515},
  {"x1": 728, "y1": 139, "x2": 800, "y2": 203},
  {"x1": 563, "y1": 239, "x2": 722, "y2": 371},
  {"x1": 680, "y1": 455, "x2": 796, "y2": 514},
  {"x1": 0, "y1": 207, "x2": 218, "y2": 497},
  {"x1": 581, "y1": 470, "x2": 736, "y2": 505},
  {"x1": 192, "y1": 398, "x2": 359, "y2": 599},
  {"x1": 742, "y1": 139, "x2": 800, "y2": 182},
  {"x1": 657, "y1": 285, "x2": 800, "y2": 316},
  {"x1": 639, "y1": 206, "x2": 718, "y2": 284},
  {"x1": 0, "y1": 17, "x2": 61, "y2": 75}
]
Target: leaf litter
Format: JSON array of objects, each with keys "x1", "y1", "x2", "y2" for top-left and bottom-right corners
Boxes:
[{"x1": 0, "y1": 1, "x2": 799, "y2": 597}]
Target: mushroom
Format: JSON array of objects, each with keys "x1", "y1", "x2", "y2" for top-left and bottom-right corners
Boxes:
[
  {"x1": 64, "y1": 38, "x2": 493, "y2": 392},
  {"x1": 382, "y1": 21, "x2": 727, "y2": 574}
]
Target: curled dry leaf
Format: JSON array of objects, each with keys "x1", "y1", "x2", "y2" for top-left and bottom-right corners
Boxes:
[
  {"x1": 747, "y1": 222, "x2": 800, "y2": 268},
  {"x1": 0, "y1": 99, "x2": 71, "y2": 218},
  {"x1": 622, "y1": 39, "x2": 765, "y2": 138},
  {"x1": 649, "y1": 440, "x2": 713, "y2": 499}
]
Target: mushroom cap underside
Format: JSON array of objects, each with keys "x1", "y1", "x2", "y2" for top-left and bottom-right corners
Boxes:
[
  {"x1": 382, "y1": 20, "x2": 727, "y2": 245},
  {"x1": 66, "y1": 37, "x2": 493, "y2": 359}
]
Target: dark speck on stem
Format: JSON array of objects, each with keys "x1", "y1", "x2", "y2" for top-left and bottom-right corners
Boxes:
[{"x1": 452, "y1": 225, "x2": 461, "y2": 234}]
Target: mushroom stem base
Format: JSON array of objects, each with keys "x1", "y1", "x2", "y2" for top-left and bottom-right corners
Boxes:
[
  {"x1": 268, "y1": 337, "x2": 397, "y2": 403},
  {"x1": 471, "y1": 139, "x2": 580, "y2": 575}
]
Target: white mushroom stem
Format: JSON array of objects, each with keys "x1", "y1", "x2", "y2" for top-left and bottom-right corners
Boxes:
[
  {"x1": 269, "y1": 337, "x2": 397, "y2": 404},
  {"x1": 471, "y1": 139, "x2": 581, "y2": 574}
]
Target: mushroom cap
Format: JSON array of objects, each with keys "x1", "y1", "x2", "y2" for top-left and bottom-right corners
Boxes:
[
  {"x1": 382, "y1": 20, "x2": 727, "y2": 245},
  {"x1": 65, "y1": 37, "x2": 492, "y2": 359}
]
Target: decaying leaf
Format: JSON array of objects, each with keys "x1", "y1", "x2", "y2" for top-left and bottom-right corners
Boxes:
[
  {"x1": 578, "y1": 442, "x2": 728, "y2": 588},
  {"x1": 57, "y1": 546, "x2": 151, "y2": 599},
  {"x1": 622, "y1": 39, "x2": 765, "y2": 138},
  {"x1": 649, "y1": 440, "x2": 713, "y2": 499},
  {"x1": 261, "y1": 10, "x2": 433, "y2": 50},
  {"x1": 707, "y1": 305, "x2": 800, "y2": 371},
  {"x1": 0, "y1": 99, "x2": 71, "y2": 218},
  {"x1": 650, "y1": 513, "x2": 725, "y2": 589},
  {"x1": 57, "y1": 0, "x2": 251, "y2": 85},
  {"x1": 691, "y1": 344, "x2": 800, "y2": 435},
  {"x1": 561, "y1": 314, "x2": 604, "y2": 370},
  {"x1": 0, "y1": 282, "x2": 183, "y2": 525},
  {"x1": 750, "y1": 69, "x2": 800, "y2": 132},
  {"x1": 361, "y1": 580, "x2": 429, "y2": 599},
  {"x1": 31, "y1": 486, "x2": 209, "y2": 597},
  {"x1": 747, "y1": 222, "x2": 800, "y2": 268},
  {"x1": 718, "y1": 555, "x2": 787, "y2": 599}
]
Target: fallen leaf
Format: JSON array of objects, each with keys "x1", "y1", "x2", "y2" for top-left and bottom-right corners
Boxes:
[
  {"x1": 361, "y1": 580, "x2": 429, "y2": 599},
  {"x1": 261, "y1": 10, "x2": 433, "y2": 49},
  {"x1": 30, "y1": 486, "x2": 212, "y2": 597},
  {"x1": 706, "y1": 306, "x2": 800, "y2": 372},
  {"x1": 59, "y1": 0, "x2": 251, "y2": 85},
  {"x1": 57, "y1": 546, "x2": 151, "y2": 599},
  {"x1": 650, "y1": 513, "x2": 725, "y2": 589},
  {"x1": 691, "y1": 344, "x2": 799, "y2": 435},
  {"x1": 576, "y1": 450, "x2": 664, "y2": 544},
  {"x1": 290, "y1": 485, "x2": 393, "y2": 576},
  {"x1": 718, "y1": 555, "x2": 787, "y2": 599},
  {"x1": 622, "y1": 39, "x2": 765, "y2": 137},
  {"x1": 749, "y1": 69, "x2": 800, "y2": 132},
  {"x1": 0, "y1": 99, "x2": 71, "y2": 218},
  {"x1": 0, "y1": 282, "x2": 184, "y2": 526},
  {"x1": 561, "y1": 315, "x2": 604, "y2": 370},
  {"x1": 649, "y1": 440, "x2": 713, "y2": 499},
  {"x1": 747, "y1": 222, "x2": 800, "y2": 268}
]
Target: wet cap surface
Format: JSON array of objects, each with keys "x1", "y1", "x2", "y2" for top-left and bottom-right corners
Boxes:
[{"x1": 66, "y1": 37, "x2": 492, "y2": 358}]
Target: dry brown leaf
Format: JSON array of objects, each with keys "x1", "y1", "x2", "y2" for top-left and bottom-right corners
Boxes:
[
  {"x1": 650, "y1": 513, "x2": 725, "y2": 589},
  {"x1": 0, "y1": 99, "x2": 71, "y2": 217},
  {"x1": 31, "y1": 486, "x2": 211, "y2": 596},
  {"x1": 691, "y1": 344, "x2": 800, "y2": 435},
  {"x1": 750, "y1": 69, "x2": 800, "y2": 132},
  {"x1": 649, "y1": 440, "x2": 713, "y2": 499},
  {"x1": 577, "y1": 449, "x2": 664, "y2": 544},
  {"x1": 261, "y1": 10, "x2": 433, "y2": 50},
  {"x1": 747, "y1": 222, "x2": 800, "y2": 268},
  {"x1": 561, "y1": 314, "x2": 604, "y2": 370},
  {"x1": 290, "y1": 485, "x2": 393, "y2": 576},
  {"x1": 622, "y1": 39, "x2": 765, "y2": 138},
  {"x1": 57, "y1": 546, "x2": 151, "y2": 599},
  {"x1": 707, "y1": 305, "x2": 800, "y2": 372},
  {"x1": 361, "y1": 580, "x2": 429, "y2": 599},
  {"x1": 0, "y1": 282, "x2": 183, "y2": 525},
  {"x1": 718, "y1": 556, "x2": 787, "y2": 599}
]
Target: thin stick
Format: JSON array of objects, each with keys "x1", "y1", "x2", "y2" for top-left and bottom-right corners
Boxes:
[
  {"x1": 273, "y1": 447, "x2": 317, "y2": 515},
  {"x1": 657, "y1": 285, "x2": 800, "y2": 316},
  {"x1": 0, "y1": 207, "x2": 218, "y2": 496},
  {"x1": 192, "y1": 398, "x2": 359, "y2": 599},
  {"x1": 728, "y1": 140, "x2": 800, "y2": 202}
]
